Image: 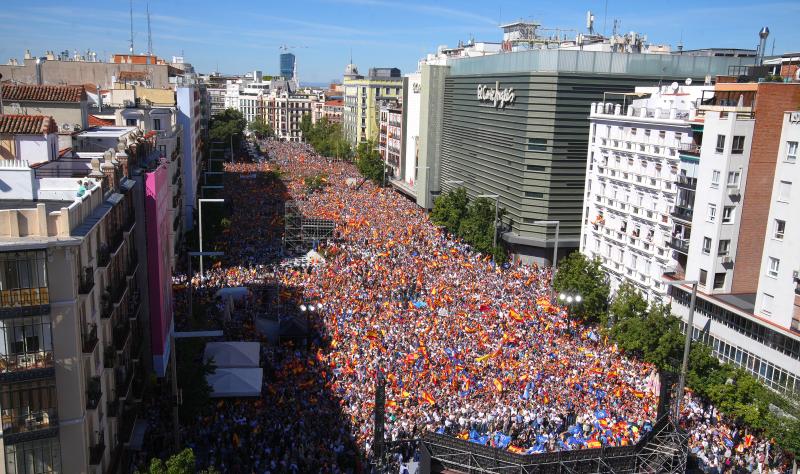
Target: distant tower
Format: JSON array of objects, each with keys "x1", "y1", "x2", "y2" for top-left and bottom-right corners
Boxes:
[{"x1": 280, "y1": 52, "x2": 296, "y2": 80}]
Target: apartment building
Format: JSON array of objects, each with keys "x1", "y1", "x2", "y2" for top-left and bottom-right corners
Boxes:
[
  {"x1": 580, "y1": 84, "x2": 711, "y2": 301},
  {"x1": 322, "y1": 99, "x2": 344, "y2": 124},
  {"x1": 378, "y1": 103, "x2": 402, "y2": 180},
  {"x1": 0, "y1": 84, "x2": 88, "y2": 134},
  {"x1": 0, "y1": 132, "x2": 149, "y2": 472},
  {"x1": 653, "y1": 81, "x2": 800, "y2": 394},
  {"x1": 342, "y1": 66, "x2": 402, "y2": 145},
  {"x1": 176, "y1": 86, "x2": 203, "y2": 232},
  {"x1": 264, "y1": 91, "x2": 320, "y2": 142}
]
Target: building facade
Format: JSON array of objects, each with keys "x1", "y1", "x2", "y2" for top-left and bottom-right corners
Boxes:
[
  {"x1": 342, "y1": 66, "x2": 402, "y2": 145},
  {"x1": 176, "y1": 86, "x2": 203, "y2": 232},
  {"x1": 280, "y1": 53, "x2": 296, "y2": 80},
  {"x1": 263, "y1": 91, "x2": 320, "y2": 142},
  {"x1": 322, "y1": 99, "x2": 343, "y2": 124},
  {"x1": 580, "y1": 85, "x2": 711, "y2": 301},
  {"x1": 378, "y1": 104, "x2": 402, "y2": 180},
  {"x1": 0, "y1": 84, "x2": 88, "y2": 133}
]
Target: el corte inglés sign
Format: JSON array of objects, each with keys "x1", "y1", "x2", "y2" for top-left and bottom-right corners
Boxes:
[{"x1": 477, "y1": 81, "x2": 515, "y2": 109}]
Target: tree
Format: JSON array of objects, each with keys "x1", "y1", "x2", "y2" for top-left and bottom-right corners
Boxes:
[
  {"x1": 553, "y1": 252, "x2": 610, "y2": 323},
  {"x1": 249, "y1": 117, "x2": 273, "y2": 139},
  {"x1": 355, "y1": 139, "x2": 384, "y2": 183},
  {"x1": 430, "y1": 187, "x2": 469, "y2": 235},
  {"x1": 138, "y1": 448, "x2": 219, "y2": 474},
  {"x1": 209, "y1": 108, "x2": 246, "y2": 150},
  {"x1": 176, "y1": 339, "x2": 215, "y2": 424},
  {"x1": 457, "y1": 197, "x2": 507, "y2": 263}
]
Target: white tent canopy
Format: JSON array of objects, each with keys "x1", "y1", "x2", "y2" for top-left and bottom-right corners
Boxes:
[
  {"x1": 214, "y1": 286, "x2": 251, "y2": 301},
  {"x1": 208, "y1": 368, "x2": 263, "y2": 398},
  {"x1": 203, "y1": 341, "x2": 260, "y2": 368}
]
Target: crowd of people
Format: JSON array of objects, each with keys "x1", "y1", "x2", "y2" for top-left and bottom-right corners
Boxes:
[{"x1": 136, "y1": 139, "x2": 789, "y2": 473}]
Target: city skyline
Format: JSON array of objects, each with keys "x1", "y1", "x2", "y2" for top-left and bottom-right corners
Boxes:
[{"x1": 0, "y1": 0, "x2": 798, "y2": 83}]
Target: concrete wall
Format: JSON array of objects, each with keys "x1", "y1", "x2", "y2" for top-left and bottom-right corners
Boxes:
[
  {"x1": 0, "y1": 60, "x2": 170, "y2": 89},
  {"x1": 3, "y1": 101, "x2": 87, "y2": 131},
  {"x1": 417, "y1": 64, "x2": 448, "y2": 209},
  {"x1": 402, "y1": 73, "x2": 421, "y2": 188}
]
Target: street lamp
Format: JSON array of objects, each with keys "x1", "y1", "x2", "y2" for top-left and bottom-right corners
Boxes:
[
  {"x1": 198, "y1": 198, "x2": 225, "y2": 278},
  {"x1": 559, "y1": 292, "x2": 583, "y2": 305},
  {"x1": 662, "y1": 278, "x2": 699, "y2": 419},
  {"x1": 533, "y1": 220, "x2": 560, "y2": 298},
  {"x1": 477, "y1": 194, "x2": 500, "y2": 248}
]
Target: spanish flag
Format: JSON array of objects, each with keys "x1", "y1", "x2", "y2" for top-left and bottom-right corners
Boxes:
[
  {"x1": 508, "y1": 445, "x2": 526, "y2": 454},
  {"x1": 509, "y1": 309, "x2": 524, "y2": 323},
  {"x1": 587, "y1": 440, "x2": 602, "y2": 449},
  {"x1": 420, "y1": 391, "x2": 436, "y2": 405},
  {"x1": 492, "y1": 378, "x2": 504, "y2": 392},
  {"x1": 365, "y1": 330, "x2": 379, "y2": 341},
  {"x1": 386, "y1": 400, "x2": 398, "y2": 409}
]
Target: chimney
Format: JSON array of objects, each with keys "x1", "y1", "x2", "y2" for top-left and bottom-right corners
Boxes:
[
  {"x1": 101, "y1": 149, "x2": 118, "y2": 192},
  {"x1": 757, "y1": 27, "x2": 770, "y2": 64},
  {"x1": 34, "y1": 57, "x2": 45, "y2": 85},
  {"x1": 115, "y1": 140, "x2": 130, "y2": 178},
  {"x1": 24, "y1": 49, "x2": 32, "y2": 60}
]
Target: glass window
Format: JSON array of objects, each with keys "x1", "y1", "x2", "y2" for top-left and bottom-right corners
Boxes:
[
  {"x1": 525, "y1": 192, "x2": 544, "y2": 198},
  {"x1": 707, "y1": 204, "x2": 717, "y2": 222},
  {"x1": 715, "y1": 134, "x2": 725, "y2": 153},
  {"x1": 713, "y1": 272, "x2": 726, "y2": 289},
  {"x1": 0, "y1": 251, "x2": 49, "y2": 309},
  {"x1": 718, "y1": 239, "x2": 730, "y2": 255},
  {"x1": 4, "y1": 437, "x2": 61, "y2": 474},
  {"x1": 731, "y1": 135, "x2": 745, "y2": 154},
  {"x1": 787, "y1": 141, "x2": 798, "y2": 163},
  {"x1": 527, "y1": 138, "x2": 547, "y2": 152},
  {"x1": 762, "y1": 293, "x2": 774, "y2": 315},
  {"x1": 727, "y1": 171, "x2": 740, "y2": 187},
  {"x1": 768, "y1": 257, "x2": 780, "y2": 278},
  {"x1": 699, "y1": 269, "x2": 708, "y2": 286},
  {"x1": 722, "y1": 206, "x2": 735, "y2": 224},
  {"x1": 702, "y1": 237, "x2": 712, "y2": 254},
  {"x1": 526, "y1": 165, "x2": 546, "y2": 171},
  {"x1": 778, "y1": 181, "x2": 792, "y2": 202},
  {"x1": 0, "y1": 316, "x2": 54, "y2": 373},
  {"x1": 711, "y1": 170, "x2": 720, "y2": 187},
  {"x1": 774, "y1": 219, "x2": 785, "y2": 240}
]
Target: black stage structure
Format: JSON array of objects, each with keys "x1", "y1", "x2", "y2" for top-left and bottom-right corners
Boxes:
[{"x1": 283, "y1": 200, "x2": 336, "y2": 254}]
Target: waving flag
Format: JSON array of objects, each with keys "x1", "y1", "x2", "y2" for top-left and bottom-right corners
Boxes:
[
  {"x1": 420, "y1": 391, "x2": 436, "y2": 405},
  {"x1": 508, "y1": 309, "x2": 524, "y2": 323},
  {"x1": 492, "y1": 378, "x2": 504, "y2": 392}
]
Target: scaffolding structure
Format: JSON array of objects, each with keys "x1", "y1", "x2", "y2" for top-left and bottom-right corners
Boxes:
[{"x1": 283, "y1": 200, "x2": 336, "y2": 254}]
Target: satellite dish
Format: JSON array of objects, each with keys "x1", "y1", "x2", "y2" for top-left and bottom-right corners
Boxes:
[
  {"x1": 685, "y1": 78, "x2": 692, "y2": 86},
  {"x1": 670, "y1": 82, "x2": 679, "y2": 92},
  {"x1": 61, "y1": 123, "x2": 72, "y2": 132}
]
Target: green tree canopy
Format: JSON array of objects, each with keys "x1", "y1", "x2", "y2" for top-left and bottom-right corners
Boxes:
[
  {"x1": 355, "y1": 139, "x2": 384, "y2": 183},
  {"x1": 457, "y1": 196, "x2": 507, "y2": 263},
  {"x1": 301, "y1": 115, "x2": 352, "y2": 160},
  {"x1": 249, "y1": 117, "x2": 273, "y2": 139},
  {"x1": 552, "y1": 252, "x2": 610, "y2": 323},
  {"x1": 138, "y1": 448, "x2": 219, "y2": 474},
  {"x1": 209, "y1": 108, "x2": 246, "y2": 150},
  {"x1": 176, "y1": 339, "x2": 215, "y2": 424},
  {"x1": 431, "y1": 187, "x2": 469, "y2": 235}
]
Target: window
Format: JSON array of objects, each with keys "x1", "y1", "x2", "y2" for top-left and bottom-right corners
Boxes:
[
  {"x1": 675, "y1": 132, "x2": 683, "y2": 141},
  {"x1": 644, "y1": 129, "x2": 651, "y2": 137},
  {"x1": 702, "y1": 237, "x2": 712, "y2": 254},
  {"x1": 126, "y1": 118, "x2": 137, "y2": 127},
  {"x1": 527, "y1": 138, "x2": 547, "y2": 151},
  {"x1": 762, "y1": 293, "x2": 774, "y2": 315},
  {"x1": 707, "y1": 204, "x2": 717, "y2": 222},
  {"x1": 0, "y1": 316, "x2": 54, "y2": 374},
  {"x1": 0, "y1": 251, "x2": 49, "y2": 309},
  {"x1": 525, "y1": 192, "x2": 544, "y2": 198},
  {"x1": 153, "y1": 118, "x2": 162, "y2": 131},
  {"x1": 715, "y1": 134, "x2": 726, "y2": 153},
  {"x1": 718, "y1": 239, "x2": 730, "y2": 256},
  {"x1": 768, "y1": 257, "x2": 780, "y2": 278},
  {"x1": 711, "y1": 170, "x2": 721, "y2": 187},
  {"x1": 659, "y1": 130, "x2": 666, "y2": 139},
  {"x1": 722, "y1": 206, "x2": 735, "y2": 224},
  {"x1": 630, "y1": 128, "x2": 637, "y2": 135},
  {"x1": 526, "y1": 165, "x2": 546, "y2": 171},
  {"x1": 727, "y1": 171, "x2": 740, "y2": 187},
  {"x1": 787, "y1": 141, "x2": 798, "y2": 163},
  {"x1": 699, "y1": 269, "x2": 708, "y2": 286},
  {"x1": 4, "y1": 437, "x2": 62, "y2": 474},
  {"x1": 778, "y1": 181, "x2": 792, "y2": 202},
  {"x1": 732, "y1": 135, "x2": 745, "y2": 154},
  {"x1": 713, "y1": 273, "x2": 726, "y2": 289},
  {"x1": 773, "y1": 219, "x2": 785, "y2": 240}
]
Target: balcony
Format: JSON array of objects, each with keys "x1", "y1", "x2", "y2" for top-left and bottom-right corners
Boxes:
[
  {"x1": 114, "y1": 320, "x2": 131, "y2": 351},
  {"x1": 97, "y1": 246, "x2": 111, "y2": 268},
  {"x1": 107, "y1": 399, "x2": 120, "y2": 418},
  {"x1": 119, "y1": 405, "x2": 139, "y2": 445},
  {"x1": 668, "y1": 237, "x2": 690, "y2": 254},
  {"x1": 104, "y1": 344, "x2": 116, "y2": 368},
  {"x1": 116, "y1": 366, "x2": 134, "y2": 400},
  {"x1": 0, "y1": 288, "x2": 51, "y2": 318},
  {"x1": 128, "y1": 292, "x2": 141, "y2": 321},
  {"x1": 670, "y1": 205, "x2": 694, "y2": 223},
  {"x1": 100, "y1": 295, "x2": 114, "y2": 320},
  {"x1": 79, "y1": 267, "x2": 95, "y2": 295},
  {"x1": 82, "y1": 323, "x2": 99, "y2": 354},
  {"x1": 86, "y1": 376, "x2": 102, "y2": 410},
  {"x1": 1, "y1": 408, "x2": 58, "y2": 437},
  {"x1": 110, "y1": 230, "x2": 124, "y2": 254},
  {"x1": 676, "y1": 175, "x2": 697, "y2": 190},
  {"x1": 0, "y1": 351, "x2": 54, "y2": 379},
  {"x1": 678, "y1": 143, "x2": 701, "y2": 157},
  {"x1": 89, "y1": 437, "x2": 105, "y2": 466}
]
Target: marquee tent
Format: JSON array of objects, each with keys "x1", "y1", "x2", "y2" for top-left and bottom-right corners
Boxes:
[{"x1": 208, "y1": 368, "x2": 263, "y2": 398}]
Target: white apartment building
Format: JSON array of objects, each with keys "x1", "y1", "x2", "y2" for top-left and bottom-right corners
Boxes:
[
  {"x1": 755, "y1": 112, "x2": 800, "y2": 333},
  {"x1": 662, "y1": 82, "x2": 800, "y2": 394},
  {"x1": 378, "y1": 103, "x2": 402, "y2": 180},
  {"x1": 223, "y1": 72, "x2": 296, "y2": 124},
  {"x1": 580, "y1": 84, "x2": 710, "y2": 302},
  {"x1": 264, "y1": 91, "x2": 321, "y2": 142}
]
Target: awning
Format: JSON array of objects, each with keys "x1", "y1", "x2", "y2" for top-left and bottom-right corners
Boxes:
[
  {"x1": 207, "y1": 368, "x2": 263, "y2": 398},
  {"x1": 203, "y1": 341, "x2": 260, "y2": 368}
]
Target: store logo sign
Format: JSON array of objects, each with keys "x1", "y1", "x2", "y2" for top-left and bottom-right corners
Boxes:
[{"x1": 477, "y1": 81, "x2": 515, "y2": 109}]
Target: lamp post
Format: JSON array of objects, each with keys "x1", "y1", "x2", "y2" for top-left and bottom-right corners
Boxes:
[
  {"x1": 198, "y1": 198, "x2": 224, "y2": 278},
  {"x1": 533, "y1": 220, "x2": 560, "y2": 297},
  {"x1": 477, "y1": 194, "x2": 500, "y2": 248},
  {"x1": 558, "y1": 292, "x2": 583, "y2": 320},
  {"x1": 662, "y1": 278, "x2": 698, "y2": 419}
]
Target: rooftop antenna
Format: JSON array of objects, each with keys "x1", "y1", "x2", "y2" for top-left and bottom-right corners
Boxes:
[
  {"x1": 129, "y1": 0, "x2": 134, "y2": 54},
  {"x1": 770, "y1": 37, "x2": 775, "y2": 56},
  {"x1": 147, "y1": 2, "x2": 153, "y2": 57},
  {"x1": 603, "y1": 0, "x2": 608, "y2": 36},
  {"x1": 677, "y1": 29, "x2": 684, "y2": 54}
]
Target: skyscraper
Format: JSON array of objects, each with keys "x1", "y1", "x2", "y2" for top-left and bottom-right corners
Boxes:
[{"x1": 280, "y1": 53, "x2": 295, "y2": 80}]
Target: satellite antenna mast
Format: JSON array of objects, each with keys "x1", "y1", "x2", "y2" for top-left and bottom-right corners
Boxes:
[
  {"x1": 147, "y1": 2, "x2": 153, "y2": 57},
  {"x1": 129, "y1": 0, "x2": 134, "y2": 54}
]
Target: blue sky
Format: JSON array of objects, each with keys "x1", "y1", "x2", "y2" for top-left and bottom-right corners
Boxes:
[{"x1": 1, "y1": 0, "x2": 798, "y2": 84}]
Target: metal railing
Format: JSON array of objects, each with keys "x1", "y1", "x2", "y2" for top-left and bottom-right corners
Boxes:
[
  {"x1": 89, "y1": 436, "x2": 105, "y2": 465},
  {"x1": 678, "y1": 143, "x2": 701, "y2": 156},
  {"x1": 104, "y1": 345, "x2": 116, "y2": 368},
  {"x1": 86, "y1": 376, "x2": 102, "y2": 409},
  {"x1": 0, "y1": 351, "x2": 54, "y2": 374},
  {"x1": 97, "y1": 246, "x2": 111, "y2": 268},
  {"x1": 82, "y1": 324, "x2": 98, "y2": 354},
  {"x1": 0, "y1": 408, "x2": 58, "y2": 436},
  {"x1": 79, "y1": 267, "x2": 95, "y2": 294},
  {"x1": 670, "y1": 206, "x2": 694, "y2": 222},
  {"x1": 669, "y1": 237, "x2": 690, "y2": 254},
  {"x1": 0, "y1": 288, "x2": 50, "y2": 311},
  {"x1": 676, "y1": 175, "x2": 697, "y2": 189}
]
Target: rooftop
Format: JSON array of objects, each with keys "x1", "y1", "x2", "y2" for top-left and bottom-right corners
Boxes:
[
  {"x1": 0, "y1": 83, "x2": 86, "y2": 103},
  {"x1": 76, "y1": 126, "x2": 137, "y2": 138},
  {"x1": 0, "y1": 114, "x2": 58, "y2": 134},
  {"x1": 0, "y1": 199, "x2": 72, "y2": 213}
]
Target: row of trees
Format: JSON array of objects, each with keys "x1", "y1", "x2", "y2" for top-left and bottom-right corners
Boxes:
[
  {"x1": 209, "y1": 108, "x2": 246, "y2": 150},
  {"x1": 554, "y1": 252, "x2": 800, "y2": 457},
  {"x1": 299, "y1": 115, "x2": 352, "y2": 160},
  {"x1": 430, "y1": 187, "x2": 507, "y2": 262}
]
